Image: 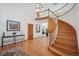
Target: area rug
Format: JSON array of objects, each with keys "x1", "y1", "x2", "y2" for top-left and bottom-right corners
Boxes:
[{"x1": 0, "y1": 47, "x2": 30, "y2": 56}]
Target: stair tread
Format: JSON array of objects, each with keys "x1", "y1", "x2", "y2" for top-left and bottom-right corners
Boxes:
[
  {"x1": 54, "y1": 44, "x2": 77, "y2": 53},
  {"x1": 57, "y1": 35, "x2": 76, "y2": 38},
  {"x1": 54, "y1": 40, "x2": 77, "y2": 51},
  {"x1": 49, "y1": 46, "x2": 71, "y2": 56},
  {"x1": 56, "y1": 37, "x2": 76, "y2": 43},
  {"x1": 59, "y1": 30, "x2": 74, "y2": 33},
  {"x1": 48, "y1": 20, "x2": 78, "y2": 56},
  {"x1": 55, "y1": 39, "x2": 77, "y2": 46},
  {"x1": 58, "y1": 35, "x2": 75, "y2": 38},
  {"x1": 57, "y1": 36, "x2": 76, "y2": 40},
  {"x1": 58, "y1": 33, "x2": 75, "y2": 36},
  {"x1": 53, "y1": 45, "x2": 76, "y2": 55}
]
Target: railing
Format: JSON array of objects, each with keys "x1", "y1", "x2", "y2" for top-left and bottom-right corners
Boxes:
[
  {"x1": 36, "y1": 3, "x2": 76, "y2": 17},
  {"x1": 48, "y1": 9, "x2": 58, "y2": 24},
  {"x1": 53, "y1": 3, "x2": 69, "y2": 12},
  {"x1": 35, "y1": 9, "x2": 48, "y2": 18},
  {"x1": 57, "y1": 3, "x2": 76, "y2": 17},
  {"x1": 48, "y1": 24, "x2": 58, "y2": 46},
  {"x1": 48, "y1": 9, "x2": 58, "y2": 46},
  {"x1": 52, "y1": 3, "x2": 76, "y2": 17},
  {"x1": 35, "y1": 3, "x2": 76, "y2": 46}
]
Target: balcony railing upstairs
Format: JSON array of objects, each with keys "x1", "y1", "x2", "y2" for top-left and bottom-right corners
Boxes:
[{"x1": 35, "y1": 9, "x2": 49, "y2": 20}]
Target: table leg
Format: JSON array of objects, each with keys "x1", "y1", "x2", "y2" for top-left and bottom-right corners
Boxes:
[{"x1": 2, "y1": 37, "x2": 3, "y2": 49}]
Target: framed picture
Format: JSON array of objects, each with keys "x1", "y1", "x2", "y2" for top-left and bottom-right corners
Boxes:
[
  {"x1": 36, "y1": 24, "x2": 40, "y2": 33},
  {"x1": 7, "y1": 20, "x2": 20, "y2": 31}
]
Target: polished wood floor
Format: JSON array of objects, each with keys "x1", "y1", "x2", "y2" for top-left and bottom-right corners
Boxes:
[{"x1": 0, "y1": 37, "x2": 56, "y2": 56}]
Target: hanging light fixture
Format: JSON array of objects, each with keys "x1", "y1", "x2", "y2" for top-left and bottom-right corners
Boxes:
[
  {"x1": 35, "y1": 3, "x2": 43, "y2": 12},
  {"x1": 35, "y1": 3, "x2": 43, "y2": 18}
]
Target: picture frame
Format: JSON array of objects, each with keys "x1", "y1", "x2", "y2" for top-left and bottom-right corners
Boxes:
[
  {"x1": 7, "y1": 20, "x2": 20, "y2": 31},
  {"x1": 36, "y1": 24, "x2": 40, "y2": 33}
]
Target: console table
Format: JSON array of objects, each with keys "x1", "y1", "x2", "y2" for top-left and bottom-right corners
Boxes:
[{"x1": 1, "y1": 34, "x2": 25, "y2": 48}]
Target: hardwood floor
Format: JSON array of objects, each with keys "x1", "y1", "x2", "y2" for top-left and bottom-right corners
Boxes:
[{"x1": 0, "y1": 37, "x2": 56, "y2": 56}]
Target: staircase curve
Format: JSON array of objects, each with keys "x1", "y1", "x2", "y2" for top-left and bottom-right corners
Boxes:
[
  {"x1": 48, "y1": 20, "x2": 78, "y2": 55},
  {"x1": 35, "y1": 3, "x2": 78, "y2": 56}
]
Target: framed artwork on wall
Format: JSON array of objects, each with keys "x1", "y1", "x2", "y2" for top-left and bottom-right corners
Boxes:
[
  {"x1": 7, "y1": 20, "x2": 20, "y2": 31},
  {"x1": 36, "y1": 24, "x2": 40, "y2": 33}
]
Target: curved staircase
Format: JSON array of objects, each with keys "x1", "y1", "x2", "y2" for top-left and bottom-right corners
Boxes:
[
  {"x1": 48, "y1": 20, "x2": 78, "y2": 56},
  {"x1": 35, "y1": 4, "x2": 78, "y2": 55}
]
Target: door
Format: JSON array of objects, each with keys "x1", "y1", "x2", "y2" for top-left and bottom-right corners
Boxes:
[{"x1": 28, "y1": 24, "x2": 33, "y2": 40}]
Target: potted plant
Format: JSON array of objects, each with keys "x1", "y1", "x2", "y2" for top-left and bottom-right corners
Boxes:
[{"x1": 12, "y1": 32, "x2": 16, "y2": 36}]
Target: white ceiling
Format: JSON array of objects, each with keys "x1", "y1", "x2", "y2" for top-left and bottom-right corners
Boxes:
[{"x1": 0, "y1": 3, "x2": 77, "y2": 20}]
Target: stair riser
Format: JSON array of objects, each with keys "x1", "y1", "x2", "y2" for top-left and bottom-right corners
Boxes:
[
  {"x1": 54, "y1": 41, "x2": 77, "y2": 49},
  {"x1": 58, "y1": 30, "x2": 74, "y2": 32},
  {"x1": 58, "y1": 27, "x2": 74, "y2": 32},
  {"x1": 57, "y1": 36, "x2": 76, "y2": 40},
  {"x1": 58, "y1": 25, "x2": 74, "y2": 28},
  {"x1": 54, "y1": 44, "x2": 77, "y2": 55},
  {"x1": 58, "y1": 35, "x2": 75, "y2": 38},
  {"x1": 56, "y1": 39, "x2": 76, "y2": 43},
  {"x1": 55, "y1": 40, "x2": 77, "y2": 46},
  {"x1": 48, "y1": 20, "x2": 78, "y2": 55},
  {"x1": 48, "y1": 47, "x2": 63, "y2": 56},
  {"x1": 58, "y1": 32, "x2": 76, "y2": 34},
  {"x1": 58, "y1": 27, "x2": 74, "y2": 29},
  {"x1": 59, "y1": 27, "x2": 74, "y2": 30},
  {"x1": 58, "y1": 33, "x2": 75, "y2": 36},
  {"x1": 54, "y1": 45, "x2": 76, "y2": 55}
]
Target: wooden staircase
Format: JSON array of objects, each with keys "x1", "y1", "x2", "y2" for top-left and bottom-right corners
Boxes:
[
  {"x1": 48, "y1": 20, "x2": 78, "y2": 56},
  {"x1": 35, "y1": 8, "x2": 78, "y2": 56}
]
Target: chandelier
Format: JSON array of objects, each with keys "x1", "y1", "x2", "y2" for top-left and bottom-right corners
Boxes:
[
  {"x1": 35, "y1": 3, "x2": 43, "y2": 12},
  {"x1": 35, "y1": 3, "x2": 43, "y2": 18}
]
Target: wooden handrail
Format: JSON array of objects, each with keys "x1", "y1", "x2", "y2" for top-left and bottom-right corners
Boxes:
[
  {"x1": 53, "y1": 3, "x2": 69, "y2": 12},
  {"x1": 35, "y1": 4, "x2": 76, "y2": 17},
  {"x1": 48, "y1": 17, "x2": 57, "y2": 33},
  {"x1": 48, "y1": 9, "x2": 58, "y2": 19},
  {"x1": 48, "y1": 16, "x2": 58, "y2": 46},
  {"x1": 58, "y1": 3, "x2": 76, "y2": 17}
]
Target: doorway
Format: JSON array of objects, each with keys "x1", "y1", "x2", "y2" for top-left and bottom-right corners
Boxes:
[
  {"x1": 28, "y1": 24, "x2": 33, "y2": 40},
  {"x1": 41, "y1": 23, "x2": 48, "y2": 36}
]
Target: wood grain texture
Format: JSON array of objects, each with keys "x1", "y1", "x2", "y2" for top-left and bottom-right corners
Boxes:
[
  {"x1": 48, "y1": 20, "x2": 78, "y2": 56},
  {"x1": 28, "y1": 24, "x2": 33, "y2": 40},
  {"x1": 35, "y1": 16, "x2": 48, "y2": 20},
  {"x1": 48, "y1": 17, "x2": 56, "y2": 33},
  {"x1": 0, "y1": 37, "x2": 56, "y2": 56}
]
